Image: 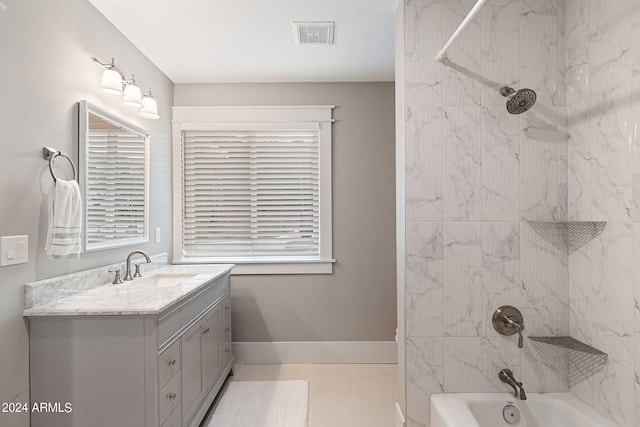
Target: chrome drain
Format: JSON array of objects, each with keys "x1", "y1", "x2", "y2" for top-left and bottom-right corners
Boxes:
[{"x1": 503, "y1": 404, "x2": 521, "y2": 424}]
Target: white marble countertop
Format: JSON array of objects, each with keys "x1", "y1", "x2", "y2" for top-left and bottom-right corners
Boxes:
[{"x1": 23, "y1": 264, "x2": 234, "y2": 317}]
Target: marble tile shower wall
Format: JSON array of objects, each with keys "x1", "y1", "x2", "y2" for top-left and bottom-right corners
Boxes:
[
  {"x1": 565, "y1": 1, "x2": 640, "y2": 426},
  {"x1": 404, "y1": 0, "x2": 569, "y2": 426},
  {"x1": 405, "y1": 0, "x2": 640, "y2": 425}
]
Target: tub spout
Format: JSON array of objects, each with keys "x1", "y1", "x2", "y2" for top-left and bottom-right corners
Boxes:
[{"x1": 499, "y1": 369, "x2": 527, "y2": 400}]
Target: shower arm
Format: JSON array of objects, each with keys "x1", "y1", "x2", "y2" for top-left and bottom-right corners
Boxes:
[{"x1": 435, "y1": 0, "x2": 489, "y2": 63}]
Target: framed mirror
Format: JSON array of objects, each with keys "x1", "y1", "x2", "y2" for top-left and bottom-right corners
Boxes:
[{"x1": 78, "y1": 100, "x2": 149, "y2": 252}]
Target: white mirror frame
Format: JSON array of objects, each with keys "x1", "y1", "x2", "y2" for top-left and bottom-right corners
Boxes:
[{"x1": 78, "y1": 100, "x2": 150, "y2": 252}]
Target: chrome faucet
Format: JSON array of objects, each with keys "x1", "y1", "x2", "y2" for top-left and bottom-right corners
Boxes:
[
  {"x1": 124, "y1": 250, "x2": 152, "y2": 281},
  {"x1": 499, "y1": 369, "x2": 527, "y2": 400}
]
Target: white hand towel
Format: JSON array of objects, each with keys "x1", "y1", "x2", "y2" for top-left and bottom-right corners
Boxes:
[{"x1": 46, "y1": 179, "x2": 83, "y2": 259}]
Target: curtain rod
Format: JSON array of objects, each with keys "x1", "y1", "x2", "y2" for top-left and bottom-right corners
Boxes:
[{"x1": 435, "y1": 0, "x2": 488, "y2": 62}]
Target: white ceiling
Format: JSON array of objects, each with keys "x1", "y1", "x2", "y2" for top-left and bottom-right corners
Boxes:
[{"x1": 88, "y1": 0, "x2": 397, "y2": 84}]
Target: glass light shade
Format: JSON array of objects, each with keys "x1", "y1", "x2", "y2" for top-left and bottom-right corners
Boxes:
[
  {"x1": 122, "y1": 83, "x2": 143, "y2": 108},
  {"x1": 100, "y1": 69, "x2": 123, "y2": 95},
  {"x1": 139, "y1": 96, "x2": 160, "y2": 119}
]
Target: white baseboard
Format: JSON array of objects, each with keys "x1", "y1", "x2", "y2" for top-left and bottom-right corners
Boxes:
[
  {"x1": 395, "y1": 402, "x2": 406, "y2": 427},
  {"x1": 232, "y1": 341, "x2": 397, "y2": 364}
]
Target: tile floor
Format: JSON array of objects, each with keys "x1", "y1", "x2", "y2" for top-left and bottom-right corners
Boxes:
[{"x1": 202, "y1": 363, "x2": 400, "y2": 427}]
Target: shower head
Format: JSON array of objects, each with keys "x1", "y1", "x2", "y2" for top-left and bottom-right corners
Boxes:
[{"x1": 500, "y1": 86, "x2": 537, "y2": 115}]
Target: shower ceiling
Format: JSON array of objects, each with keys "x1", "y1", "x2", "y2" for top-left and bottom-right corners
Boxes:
[{"x1": 87, "y1": 0, "x2": 396, "y2": 83}]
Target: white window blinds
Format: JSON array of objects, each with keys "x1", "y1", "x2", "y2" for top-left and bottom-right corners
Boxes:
[
  {"x1": 181, "y1": 127, "x2": 320, "y2": 258},
  {"x1": 86, "y1": 128, "x2": 147, "y2": 245}
]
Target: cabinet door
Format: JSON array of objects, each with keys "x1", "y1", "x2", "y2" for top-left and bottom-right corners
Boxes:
[
  {"x1": 181, "y1": 321, "x2": 202, "y2": 421},
  {"x1": 201, "y1": 307, "x2": 220, "y2": 387},
  {"x1": 220, "y1": 315, "x2": 232, "y2": 366}
]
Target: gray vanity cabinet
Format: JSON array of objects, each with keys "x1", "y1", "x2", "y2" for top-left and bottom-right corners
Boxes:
[
  {"x1": 182, "y1": 306, "x2": 221, "y2": 423},
  {"x1": 28, "y1": 273, "x2": 233, "y2": 427}
]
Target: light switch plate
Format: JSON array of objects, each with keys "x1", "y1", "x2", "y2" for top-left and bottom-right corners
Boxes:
[
  {"x1": 1, "y1": 235, "x2": 28, "y2": 266},
  {"x1": 155, "y1": 227, "x2": 161, "y2": 243}
]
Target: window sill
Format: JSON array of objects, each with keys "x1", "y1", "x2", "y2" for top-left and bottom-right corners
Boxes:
[{"x1": 172, "y1": 258, "x2": 336, "y2": 275}]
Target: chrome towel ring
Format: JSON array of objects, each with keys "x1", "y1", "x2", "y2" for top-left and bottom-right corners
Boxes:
[{"x1": 43, "y1": 146, "x2": 77, "y2": 182}]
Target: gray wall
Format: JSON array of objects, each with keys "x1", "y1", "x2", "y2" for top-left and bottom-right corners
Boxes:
[
  {"x1": 174, "y1": 83, "x2": 397, "y2": 342},
  {"x1": 0, "y1": 1, "x2": 173, "y2": 425}
]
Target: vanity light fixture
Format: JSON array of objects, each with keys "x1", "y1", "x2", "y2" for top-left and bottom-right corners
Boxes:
[
  {"x1": 122, "y1": 75, "x2": 143, "y2": 108},
  {"x1": 139, "y1": 90, "x2": 160, "y2": 120},
  {"x1": 91, "y1": 57, "x2": 159, "y2": 119},
  {"x1": 100, "y1": 68, "x2": 124, "y2": 95},
  {"x1": 92, "y1": 58, "x2": 123, "y2": 95}
]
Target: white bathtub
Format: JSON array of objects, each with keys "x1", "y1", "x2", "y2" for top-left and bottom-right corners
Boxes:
[{"x1": 430, "y1": 393, "x2": 618, "y2": 427}]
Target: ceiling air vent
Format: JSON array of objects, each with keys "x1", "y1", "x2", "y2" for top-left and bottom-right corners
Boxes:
[{"x1": 293, "y1": 21, "x2": 335, "y2": 45}]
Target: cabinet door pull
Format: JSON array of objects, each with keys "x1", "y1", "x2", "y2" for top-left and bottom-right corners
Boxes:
[
  {"x1": 202, "y1": 327, "x2": 210, "y2": 334},
  {"x1": 168, "y1": 359, "x2": 176, "y2": 366},
  {"x1": 168, "y1": 393, "x2": 177, "y2": 400}
]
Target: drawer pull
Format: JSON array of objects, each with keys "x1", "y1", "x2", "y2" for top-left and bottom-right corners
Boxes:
[
  {"x1": 168, "y1": 393, "x2": 177, "y2": 400},
  {"x1": 168, "y1": 359, "x2": 176, "y2": 366},
  {"x1": 223, "y1": 349, "x2": 230, "y2": 353}
]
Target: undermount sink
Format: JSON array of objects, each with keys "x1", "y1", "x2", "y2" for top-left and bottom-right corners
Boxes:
[{"x1": 130, "y1": 273, "x2": 199, "y2": 288}]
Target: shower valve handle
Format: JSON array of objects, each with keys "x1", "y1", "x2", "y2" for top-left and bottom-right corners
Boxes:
[
  {"x1": 492, "y1": 306, "x2": 525, "y2": 349},
  {"x1": 503, "y1": 315, "x2": 524, "y2": 348}
]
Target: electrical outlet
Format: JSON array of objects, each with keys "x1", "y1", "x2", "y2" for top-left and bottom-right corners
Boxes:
[{"x1": 1, "y1": 235, "x2": 28, "y2": 266}]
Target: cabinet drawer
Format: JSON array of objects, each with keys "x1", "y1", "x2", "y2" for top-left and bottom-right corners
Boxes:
[
  {"x1": 220, "y1": 294, "x2": 231, "y2": 321},
  {"x1": 158, "y1": 309, "x2": 183, "y2": 346},
  {"x1": 159, "y1": 369, "x2": 181, "y2": 423},
  {"x1": 179, "y1": 283, "x2": 222, "y2": 330},
  {"x1": 158, "y1": 276, "x2": 230, "y2": 346},
  {"x1": 159, "y1": 339, "x2": 180, "y2": 389},
  {"x1": 161, "y1": 402, "x2": 181, "y2": 427}
]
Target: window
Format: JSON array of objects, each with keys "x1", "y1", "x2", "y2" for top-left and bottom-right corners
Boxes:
[{"x1": 172, "y1": 106, "x2": 334, "y2": 274}]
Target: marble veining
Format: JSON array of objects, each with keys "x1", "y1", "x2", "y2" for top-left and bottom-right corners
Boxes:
[
  {"x1": 24, "y1": 253, "x2": 168, "y2": 309},
  {"x1": 587, "y1": 0, "x2": 631, "y2": 96},
  {"x1": 23, "y1": 263, "x2": 233, "y2": 317},
  {"x1": 406, "y1": 107, "x2": 444, "y2": 221},
  {"x1": 443, "y1": 337, "x2": 484, "y2": 392},
  {"x1": 442, "y1": 0, "x2": 482, "y2": 107},
  {"x1": 406, "y1": 223, "x2": 444, "y2": 337},
  {"x1": 443, "y1": 222, "x2": 482, "y2": 337},
  {"x1": 520, "y1": 0, "x2": 562, "y2": 107},
  {"x1": 406, "y1": 337, "x2": 444, "y2": 427},
  {"x1": 481, "y1": 106, "x2": 520, "y2": 221},
  {"x1": 480, "y1": 0, "x2": 522, "y2": 107},
  {"x1": 443, "y1": 107, "x2": 482, "y2": 221},
  {"x1": 403, "y1": 0, "x2": 640, "y2": 425}
]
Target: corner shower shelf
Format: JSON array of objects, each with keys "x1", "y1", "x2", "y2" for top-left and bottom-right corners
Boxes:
[
  {"x1": 530, "y1": 336, "x2": 608, "y2": 386},
  {"x1": 526, "y1": 221, "x2": 607, "y2": 254},
  {"x1": 529, "y1": 336, "x2": 607, "y2": 357}
]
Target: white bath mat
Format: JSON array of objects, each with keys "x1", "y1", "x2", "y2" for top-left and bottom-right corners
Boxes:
[{"x1": 206, "y1": 380, "x2": 308, "y2": 427}]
